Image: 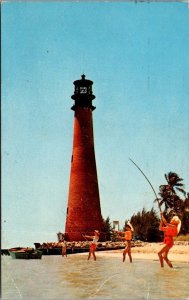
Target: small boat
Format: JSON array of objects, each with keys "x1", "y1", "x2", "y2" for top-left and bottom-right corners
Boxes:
[{"x1": 9, "y1": 248, "x2": 42, "y2": 259}]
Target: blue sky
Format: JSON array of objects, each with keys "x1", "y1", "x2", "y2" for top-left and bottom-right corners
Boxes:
[{"x1": 2, "y1": 1, "x2": 189, "y2": 248}]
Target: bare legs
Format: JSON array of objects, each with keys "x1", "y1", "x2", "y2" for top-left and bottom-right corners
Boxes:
[
  {"x1": 123, "y1": 242, "x2": 132, "y2": 263},
  {"x1": 158, "y1": 245, "x2": 173, "y2": 268},
  {"x1": 62, "y1": 248, "x2": 67, "y2": 257},
  {"x1": 88, "y1": 250, "x2": 96, "y2": 260}
]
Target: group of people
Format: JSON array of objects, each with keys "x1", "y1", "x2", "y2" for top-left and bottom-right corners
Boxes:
[{"x1": 60, "y1": 212, "x2": 181, "y2": 268}]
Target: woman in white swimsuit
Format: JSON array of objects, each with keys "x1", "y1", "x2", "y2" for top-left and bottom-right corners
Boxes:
[{"x1": 83, "y1": 230, "x2": 100, "y2": 260}]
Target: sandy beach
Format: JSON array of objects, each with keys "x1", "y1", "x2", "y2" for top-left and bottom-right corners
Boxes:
[{"x1": 93, "y1": 242, "x2": 189, "y2": 263}]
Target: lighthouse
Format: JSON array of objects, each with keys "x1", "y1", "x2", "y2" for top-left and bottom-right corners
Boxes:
[{"x1": 65, "y1": 75, "x2": 103, "y2": 241}]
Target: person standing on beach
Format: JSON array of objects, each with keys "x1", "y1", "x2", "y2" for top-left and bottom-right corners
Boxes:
[
  {"x1": 83, "y1": 230, "x2": 100, "y2": 260},
  {"x1": 71, "y1": 242, "x2": 75, "y2": 254},
  {"x1": 158, "y1": 212, "x2": 181, "y2": 268},
  {"x1": 61, "y1": 238, "x2": 67, "y2": 257},
  {"x1": 113, "y1": 221, "x2": 134, "y2": 263}
]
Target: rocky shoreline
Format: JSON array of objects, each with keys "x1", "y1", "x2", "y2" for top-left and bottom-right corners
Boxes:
[
  {"x1": 33, "y1": 240, "x2": 146, "y2": 252},
  {"x1": 35, "y1": 239, "x2": 189, "y2": 250}
]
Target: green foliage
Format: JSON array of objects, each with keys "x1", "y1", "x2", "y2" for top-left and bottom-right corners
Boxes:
[
  {"x1": 130, "y1": 208, "x2": 162, "y2": 242},
  {"x1": 157, "y1": 172, "x2": 186, "y2": 215},
  {"x1": 157, "y1": 172, "x2": 189, "y2": 233},
  {"x1": 102, "y1": 216, "x2": 112, "y2": 241},
  {"x1": 180, "y1": 211, "x2": 189, "y2": 234},
  {"x1": 181, "y1": 196, "x2": 189, "y2": 233}
]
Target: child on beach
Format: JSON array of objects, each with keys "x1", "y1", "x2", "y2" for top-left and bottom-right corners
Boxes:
[
  {"x1": 158, "y1": 212, "x2": 181, "y2": 268},
  {"x1": 83, "y1": 230, "x2": 100, "y2": 261},
  {"x1": 113, "y1": 221, "x2": 134, "y2": 263},
  {"x1": 61, "y1": 238, "x2": 67, "y2": 257}
]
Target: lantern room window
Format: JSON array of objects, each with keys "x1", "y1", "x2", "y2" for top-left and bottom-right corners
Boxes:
[{"x1": 80, "y1": 86, "x2": 87, "y2": 94}]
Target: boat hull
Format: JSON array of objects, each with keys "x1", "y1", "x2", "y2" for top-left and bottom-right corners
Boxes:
[{"x1": 9, "y1": 250, "x2": 42, "y2": 259}]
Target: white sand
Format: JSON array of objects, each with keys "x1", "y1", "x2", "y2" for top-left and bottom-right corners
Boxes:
[{"x1": 82, "y1": 243, "x2": 189, "y2": 263}]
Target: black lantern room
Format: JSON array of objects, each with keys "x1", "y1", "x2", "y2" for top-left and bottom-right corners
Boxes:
[{"x1": 71, "y1": 74, "x2": 96, "y2": 111}]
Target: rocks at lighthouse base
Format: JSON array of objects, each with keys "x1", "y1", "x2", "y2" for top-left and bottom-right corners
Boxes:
[{"x1": 33, "y1": 240, "x2": 146, "y2": 255}]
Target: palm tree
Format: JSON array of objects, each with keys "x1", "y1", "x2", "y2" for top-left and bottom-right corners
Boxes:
[
  {"x1": 164, "y1": 172, "x2": 186, "y2": 196},
  {"x1": 158, "y1": 172, "x2": 186, "y2": 215},
  {"x1": 158, "y1": 184, "x2": 174, "y2": 211}
]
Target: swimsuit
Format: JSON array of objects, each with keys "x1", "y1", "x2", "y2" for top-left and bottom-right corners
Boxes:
[
  {"x1": 164, "y1": 227, "x2": 175, "y2": 248},
  {"x1": 62, "y1": 242, "x2": 67, "y2": 248},
  {"x1": 124, "y1": 231, "x2": 132, "y2": 241},
  {"x1": 164, "y1": 235, "x2": 174, "y2": 248},
  {"x1": 90, "y1": 237, "x2": 99, "y2": 251},
  {"x1": 166, "y1": 226, "x2": 177, "y2": 237}
]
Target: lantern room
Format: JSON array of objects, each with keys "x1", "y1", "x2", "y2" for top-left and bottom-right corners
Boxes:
[{"x1": 71, "y1": 74, "x2": 96, "y2": 110}]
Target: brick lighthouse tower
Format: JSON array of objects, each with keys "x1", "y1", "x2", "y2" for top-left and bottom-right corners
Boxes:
[{"x1": 65, "y1": 75, "x2": 103, "y2": 241}]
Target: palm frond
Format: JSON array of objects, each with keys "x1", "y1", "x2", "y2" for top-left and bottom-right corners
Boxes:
[
  {"x1": 174, "y1": 178, "x2": 184, "y2": 183},
  {"x1": 174, "y1": 183, "x2": 184, "y2": 187},
  {"x1": 153, "y1": 198, "x2": 161, "y2": 203},
  {"x1": 159, "y1": 199, "x2": 165, "y2": 206},
  {"x1": 175, "y1": 187, "x2": 186, "y2": 195},
  {"x1": 168, "y1": 171, "x2": 178, "y2": 178},
  {"x1": 164, "y1": 174, "x2": 168, "y2": 183}
]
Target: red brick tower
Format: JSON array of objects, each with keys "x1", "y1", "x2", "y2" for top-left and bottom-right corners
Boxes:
[{"x1": 65, "y1": 75, "x2": 103, "y2": 241}]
